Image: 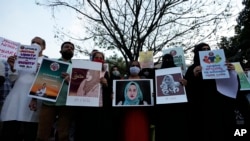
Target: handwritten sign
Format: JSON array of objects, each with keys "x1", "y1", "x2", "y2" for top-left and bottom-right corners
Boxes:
[
  {"x1": 14, "y1": 44, "x2": 40, "y2": 72},
  {"x1": 0, "y1": 37, "x2": 20, "y2": 60},
  {"x1": 199, "y1": 49, "x2": 229, "y2": 79},
  {"x1": 139, "y1": 51, "x2": 154, "y2": 68}
]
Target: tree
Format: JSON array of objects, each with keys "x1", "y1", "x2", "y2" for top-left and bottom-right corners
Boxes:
[
  {"x1": 36, "y1": 0, "x2": 235, "y2": 67},
  {"x1": 105, "y1": 54, "x2": 127, "y2": 76},
  {"x1": 218, "y1": 0, "x2": 250, "y2": 69},
  {"x1": 236, "y1": 0, "x2": 250, "y2": 42}
]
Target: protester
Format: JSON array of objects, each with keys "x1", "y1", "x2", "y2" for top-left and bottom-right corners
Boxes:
[
  {"x1": 29, "y1": 41, "x2": 75, "y2": 141},
  {"x1": 109, "y1": 65, "x2": 122, "y2": 86},
  {"x1": 154, "y1": 53, "x2": 188, "y2": 141},
  {"x1": 0, "y1": 59, "x2": 10, "y2": 138},
  {"x1": 0, "y1": 36, "x2": 46, "y2": 141},
  {"x1": 116, "y1": 60, "x2": 151, "y2": 141},
  {"x1": 233, "y1": 40, "x2": 250, "y2": 140},
  {"x1": 74, "y1": 51, "x2": 113, "y2": 141},
  {"x1": 184, "y1": 42, "x2": 239, "y2": 140}
]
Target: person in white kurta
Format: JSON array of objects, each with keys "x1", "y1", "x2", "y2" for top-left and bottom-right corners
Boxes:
[
  {"x1": 0, "y1": 36, "x2": 46, "y2": 141},
  {"x1": 0, "y1": 56, "x2": 44, "y2": 122}
]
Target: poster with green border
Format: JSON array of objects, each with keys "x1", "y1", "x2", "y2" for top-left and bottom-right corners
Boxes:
[
  {"x1": 232, "y1": 62, "x2": 250, "y2": 91},
  {"x1": 28, "y1": 58, "x2": 70, "y2": 102}
]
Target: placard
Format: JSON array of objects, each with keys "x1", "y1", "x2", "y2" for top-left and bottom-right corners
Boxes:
[
  {"x1": 0, "y1": 37, "x2": 20, "y2": 60},
  {"x1": 14, "y1": 44, "x2": 40, "y2": 72},
  {"x1": 199, "y1": 49, "x2": 229, "y2": 79},
  {"x1": 155, "y1": 67, "x2": 187, "y2": 104},
  {"x1": 66, "y1": 60, "x2": 102, "y2": 107},
  {"x1": 28, "y1": 58, "x2": 70, "y2": 102},
  {"x1": 162, "y1": 47, "x2": 187, "y2": 74},
  {"x1": 113, "y1": 79, "x2": 154, "y2": 107}
]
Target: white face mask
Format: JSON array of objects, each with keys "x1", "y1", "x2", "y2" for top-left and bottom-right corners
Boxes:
[
  {"x1": 31, "y1": 43, "x2": 41, "y2": 52},
  {"x1": 112, "y1": 70, "x2": 120, "y2": 76},
  {"x1": 129, "y1": 66, "x2": 140, "y2": 75}
]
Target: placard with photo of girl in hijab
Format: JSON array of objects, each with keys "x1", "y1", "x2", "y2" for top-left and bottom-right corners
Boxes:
[{"x1": 113, "y1": 79, "x2": 154, "y2": 107}]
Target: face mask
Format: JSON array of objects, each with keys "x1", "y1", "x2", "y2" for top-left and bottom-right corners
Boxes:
[
  {"x1": 93, "y1": 58, "x2": 104, "y2": 64},
  {"x1": 32, "y1": 43, "x2": 41, "y2": 52},
  {"x1": 112, "y1": 70, "x2": 120, "y2": 76},
  {"x1": 61, "y1": 51, "x2": 74, "y2": 60},
  {"x1": 130, "y1": 66, "x2": 140, "y2": 75},
  {"x1": 144, "y1": 71, "x2": 149, "y2": 76}
]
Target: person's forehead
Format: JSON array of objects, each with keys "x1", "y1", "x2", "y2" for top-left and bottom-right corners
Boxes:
[
  {"x1": 129, "y1": 85, "x2": 137, "y2": 88},
  {"x1": 132, "y1": 61, "x2": 139, "y2": 65},
  {"x1": 202, "y1": 45, "x2": 209, "y2": 48},
  {"x1": 95, "y1": 53, "x2": 103, "y2": 57},
  {"x1": 62, "y1": 43, "x2": 74, "y2": 50}
]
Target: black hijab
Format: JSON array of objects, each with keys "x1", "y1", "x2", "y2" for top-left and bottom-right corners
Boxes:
[
  {"x1": 161, "y1": 54, "x2": 176, "y2": 68},
  {"x1": 193, "y1": 43, "x2": 210, "y2": 65}
]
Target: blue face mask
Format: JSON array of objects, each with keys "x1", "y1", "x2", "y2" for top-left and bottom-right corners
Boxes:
[{"x1": 129, "y1": 66, "x2": 140, "y2": 75}]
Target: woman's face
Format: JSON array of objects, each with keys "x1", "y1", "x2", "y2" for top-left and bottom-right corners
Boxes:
[
  {"x1": 131, "y1": 61, "x2": 140, "y2": 67},
  {"x1": 127, "y1": 84, "x2": 137, "y2": 100},
  {"x1": 86, "y1": 71, "x2": 93, "y2": 81},
  {"x1": 93, "y1": 53, "x2": 104, "y2": 61}
]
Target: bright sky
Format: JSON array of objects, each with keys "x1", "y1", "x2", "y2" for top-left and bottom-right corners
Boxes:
[
  {"x1": 0, "y1": 0, "x2": 244, "y2": 60},
  {"x1": 0, "y1": 0, "x2": 92, "y2": 59}
]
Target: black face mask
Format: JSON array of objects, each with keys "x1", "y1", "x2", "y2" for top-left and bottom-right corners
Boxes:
[{"x1": 61, "y1": 51, "x2": 73, "y2": 60}]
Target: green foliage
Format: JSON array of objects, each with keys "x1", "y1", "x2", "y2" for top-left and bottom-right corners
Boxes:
[
  {"x1": 218, "y1": 0, "x2": 250, "y2": 69},
  {"x1": 105, "y1": 54, "x2": 127, "y2": 76},
  {"x1": 236, "y1": 0, "x2": 250, "y2": 42}
]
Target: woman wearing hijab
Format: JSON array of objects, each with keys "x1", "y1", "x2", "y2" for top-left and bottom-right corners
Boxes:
[
  {"x1": 117, "y1": 81, "x2": 148, "y2": 105},
  {"x1": 185, "y1": 43, "x2": 239, "y2": 141},
  {"x1": 155, "y1": 53, "x2": 188, "y2": 141}
]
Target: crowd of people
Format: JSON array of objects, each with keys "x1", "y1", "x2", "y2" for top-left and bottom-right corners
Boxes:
[{"x1": 0, "y1": 37, "x2": 249, "y2": 141}]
